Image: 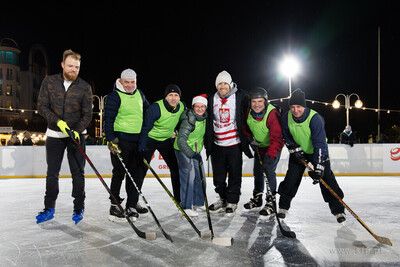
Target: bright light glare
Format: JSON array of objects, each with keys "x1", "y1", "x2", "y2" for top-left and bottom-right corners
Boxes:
[
  {"x1": 279, "y1": 56, "x2": 300, "y2": 77},
  {"x1": 355, "y1": 99, "x2": 363, "y2": 108},
  {"x1": 332, "y1": 100, "x2": 341, "y2": 109}
]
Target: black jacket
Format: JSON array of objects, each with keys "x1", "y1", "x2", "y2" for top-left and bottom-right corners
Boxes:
[{"x1": 204, "y1": 86, "x2": 252, "y2": 159}]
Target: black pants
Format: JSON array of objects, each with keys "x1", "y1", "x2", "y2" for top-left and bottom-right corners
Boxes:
[
  {"x1": 44, "y1": 136, "x2": 86, "y2": 210},
  {"x1": 278, "y1": 155, "x2": 345, "y2": 215},
  {"x1": 109, "y1": 141, "x2": 143, "y2": 208},
  {"x1": 137, "y1": 139, "x2": 180, "y2": 202},
  {"x1": 210, "y1": 143, "x2": 243, "y2": 204}
]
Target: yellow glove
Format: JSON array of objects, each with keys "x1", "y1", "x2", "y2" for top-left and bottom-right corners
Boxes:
[
  {"x1": 107, "y1": 141, "x2": 121, "y2": 155},
  {"x1": 57, "y1": 120, "x2": 70, "y2": 135},
  {"x1": 73, "y1": 131, "x2": 80, "y2": 143}
]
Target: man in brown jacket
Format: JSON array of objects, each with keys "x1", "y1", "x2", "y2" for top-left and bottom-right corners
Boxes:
[{"x1": 36, "y1": 49, "x2": 93, "y2": 224}]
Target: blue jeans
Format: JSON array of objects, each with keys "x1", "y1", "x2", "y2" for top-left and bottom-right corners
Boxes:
[
  {"x1": 253, "y1": 150, "x2": 281, "y2": 194},
  {"x1": 175, "y1": 150, "x2": 205, "y2": 209}
]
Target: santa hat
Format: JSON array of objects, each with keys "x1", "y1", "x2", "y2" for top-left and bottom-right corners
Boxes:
[{"x1": 192, "y1": 94, "x2": 208, "y2": 107}]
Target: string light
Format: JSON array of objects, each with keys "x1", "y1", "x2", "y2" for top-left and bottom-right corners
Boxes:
[{"x1": 269, "y1": 98, "x2": 400, "y2": 113}]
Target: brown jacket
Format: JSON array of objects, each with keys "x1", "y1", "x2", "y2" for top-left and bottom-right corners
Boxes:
[{"x1": 38, "y1": 73, "x2": 93, "y2": 133}]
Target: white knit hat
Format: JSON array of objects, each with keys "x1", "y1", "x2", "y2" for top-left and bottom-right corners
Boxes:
[
  {"x1": 215, "y1": 70, "x2": 233, "y2": 89},
  {"x1": 120, "y1": 68, "x2": 137, "y2": 80},
  {"x1": 192, "y1": 94, "x2": 208, "y2": 107}
]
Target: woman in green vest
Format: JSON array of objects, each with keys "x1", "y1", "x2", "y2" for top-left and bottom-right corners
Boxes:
[{"x1": 174, "y1": 95, "x2": 207, "y2": 217}]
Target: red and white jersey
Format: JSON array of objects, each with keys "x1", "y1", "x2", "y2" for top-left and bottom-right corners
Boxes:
[{"x1": 212, "y1": 93, "x2": 241, "y2": 147}]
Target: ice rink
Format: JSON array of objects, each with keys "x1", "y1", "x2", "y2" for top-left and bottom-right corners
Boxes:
[{"x1": 1, "y1": 175, "x2": 399, "y2": 266}]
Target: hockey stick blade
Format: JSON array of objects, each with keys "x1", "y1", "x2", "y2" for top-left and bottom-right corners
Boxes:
[
  {"x1": 212, "y1": 237, "x2": 234, "y2": 247},
  {"x1": 66, "y1": 130, "x2": 156, "y2": 240},
  {"x1": 301, "y1": 159, "x2": 392, "y2": 246}
]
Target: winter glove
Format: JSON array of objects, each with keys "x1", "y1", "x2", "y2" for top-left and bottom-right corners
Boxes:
[
  {"x1": 349, "y1": 141, "x2": 354, "y2": 147},
  {"x1": 72, "y1": 131, "x2": 80, "y2": 143},
  {"x1": 57, "y1": 120, "x2": 70, "y2": 135},
  {"x1": 308, "y1": 163, "x2": 325, "y2": 185},
  {"x1": 249, "y1": 140, "x2": 259, "y2": 151},
  {"x1": 107, "y1": 138, "x2": 121, "y2": 155},
  {"x1": 287, "y1": 144, "x2": 305, "y2": 163},
  {"x1": 192, "y1": 153, "x2": 202, "y2": 162}
]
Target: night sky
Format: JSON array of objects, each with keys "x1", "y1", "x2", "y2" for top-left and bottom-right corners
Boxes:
[{"x1": 1, "y1": 1, "x2": 399, "y2": 141}]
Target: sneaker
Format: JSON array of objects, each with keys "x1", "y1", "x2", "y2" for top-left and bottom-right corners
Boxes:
[
  {"x1": 72, "y1": 209, "x2": 84, "y2": 225},
  {"x1": 193, "y1": 205, "x2": 206, "y2": 212},
  {"x1": 225, "y1": 203, "x2": 237, "y2": 217},
  {"x1": 109, "y1": 204, "x2": 125, "y2": 222},
  {"x1": 126, "y1": 207, "x2": 139, "y2": 222},
  {"x1": 277, "y1": 208, "x2": 288, "y2": 219},
  {"x1": 184, "y1": 209, "x2": 199, "y2": 217},
  {"x1": 336, "y1": 213, "x2": 346, "y2": 223},
  {"x1": 209, "y1": 198, "x2": 227, "y2": 213},
  {"x1": 36, "y1": 208, "x2": 55, "y2": 224},
  {"x1": 243, "y1": 190, "x2": 263, "y2": 211},
  {"x1": 136, "y1": 203, "x2": 149, "y2": 217}
]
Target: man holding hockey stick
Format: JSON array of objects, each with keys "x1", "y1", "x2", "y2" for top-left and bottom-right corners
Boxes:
[
  {"x1": 243, "y1": 87, "x2": 284, "y2": 216},
  {"x1": 36, "y1": 49, "x2": 92, "y2": 224},
  {"x1": 104, "y1": 68, "x2": 150, "y2": 222},
  {"x1": 278, "y1": 88, "x2": 346, "y2": 223}
]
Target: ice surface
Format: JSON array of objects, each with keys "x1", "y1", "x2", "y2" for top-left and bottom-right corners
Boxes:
[{"x1": 1, "y1": 175, "x2": 399, "y2": 266}]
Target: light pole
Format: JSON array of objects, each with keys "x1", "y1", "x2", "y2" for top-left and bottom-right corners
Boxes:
[
  {"x1": 93, "y1": 95, "x2": 107, "y2": 137},
  {"x1": 279, "y1": 56, "x2": 300, "y2": 97},
  {"x1": 332, "y1": 93, "x2": 363, "y2": 126}
]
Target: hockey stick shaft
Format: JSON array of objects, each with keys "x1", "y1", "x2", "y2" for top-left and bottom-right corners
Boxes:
[
  {"x1": 144, "y1": 158, "x2": 208, "y2": 238},
  {"x1": 114, "y1": 150, "x2": 173, "y2": 242},
  {"x1": 194, "y1": 143, "x2": 214, "y2": 238},
  {"x1": 254, "y1": 147, "x2": 296, "y2": 238},
  {"x1": 301, "y1": 158, "x2": 392, "y2": 246},
  {"x1": 66, "y1": 130, "x2": 155, "y2": 240}
]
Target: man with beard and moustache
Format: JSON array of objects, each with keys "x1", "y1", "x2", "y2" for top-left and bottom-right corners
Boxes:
[
  {"x1": 36, "y1": 49, "x2": 93, "y2": 224},
  {"x1": 104, "y1": 69, "x2": 150, "y2": 222},
  {"x1": 137, "y1": 84, "x2": 186, "y2": 203}
]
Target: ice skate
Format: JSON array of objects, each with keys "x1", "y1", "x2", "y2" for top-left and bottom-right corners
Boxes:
[
  {"x1": 225, "y1": 203, "x2": 237, "y2": 217},
  {"x1": 336, "y1": 213, "x2": 346, "y2": 223},
  {"x1": 209, "y1": 198, "x2": 227, "y2": 213},
  {"x1": 72, "y1": 209, "x2": 84, "y2": 224},
  {"x1": 136, "y1": 203, "x2": 149, "y2": 217},
  {"x1": 36, "y1": 208, "x2": 55, "y2": 224},
  {"x1": 243, "y1": 190, "x2": 263, "y2": 211},
  {"x1": 109, "y1": 204, "x2": 126, "y2": 222},
  {"x1": 277, "y1": 208, "x2": 288, "y2": 219},
  {"x1": 126, "y1": 207, "x2": 139, "y2": 222}
]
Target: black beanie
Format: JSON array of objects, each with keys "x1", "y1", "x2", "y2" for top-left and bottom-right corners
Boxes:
[
  {"x1": 289, "y1": 88, "x2": 306, "y2": 107},
  {"x1": 164, "y1": 84, "x2": 181, "y2": 97}
]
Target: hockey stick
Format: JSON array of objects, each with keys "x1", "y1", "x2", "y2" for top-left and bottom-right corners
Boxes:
[
  {"x1": 66, "y1": 130, "x2": 156, "y2": 240},
  {"x1": 114, "y1": 150, "x2": 173, "y2": 242},
  {"x1": 254, "y1": 147, "x2": 296, "y2": 238},
  {"x1": 143, "y1": 158, "x2": 211, "y2": 239},
  {"x1": 195, "y1": 143, "x2": 233, "y2": 246},
  {"x1": 300, "y1": 158, "x2": 392, "y2": 246}
]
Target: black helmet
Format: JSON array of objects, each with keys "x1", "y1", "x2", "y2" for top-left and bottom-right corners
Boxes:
[{"x1": 249, "y1": 87, "x2": 268, "y2": 101}]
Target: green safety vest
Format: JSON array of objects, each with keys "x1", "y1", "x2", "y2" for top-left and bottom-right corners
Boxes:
[
  {"x1": 148, "y1": 100, "x2": 184, "y2": 141},
  {"x1": 287, "y1": 109, "x2": 317, "y2": 154},
  {"x1": 174, "y1": 119, "x2": 206, "y2": 152},
  {"x1": 246, "y1": 104, "x2": 276, "y2": 148},
  {"x1": 114, "y1": 90, "x2": 143, "y2": 134}
]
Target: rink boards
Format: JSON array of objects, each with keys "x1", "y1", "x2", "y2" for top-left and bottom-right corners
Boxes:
[{"x1": 1, "y1": 143, "x2": 400, "y2": 178}]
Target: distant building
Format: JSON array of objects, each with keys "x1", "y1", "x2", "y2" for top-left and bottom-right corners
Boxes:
[{"x1": 0, "y1": 37, "x2": 49, "y2": 131}]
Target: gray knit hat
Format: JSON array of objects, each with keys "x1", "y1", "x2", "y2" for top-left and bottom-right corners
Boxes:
[{"x1": 120, "y1": 68, "x2": 137, "y2": 80}]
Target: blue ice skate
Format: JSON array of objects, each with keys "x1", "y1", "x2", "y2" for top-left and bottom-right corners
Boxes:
[
  {"x1": 72, "y1": 209, "x2": 84, "y2": 224},
  {"x1": 36, "y1": 208, "x2": 55, "y2": 223}
]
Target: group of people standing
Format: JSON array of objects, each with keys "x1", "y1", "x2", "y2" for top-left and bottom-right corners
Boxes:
[{"x1": 35, "y1": 49, "x2": 346, "y2": 226}]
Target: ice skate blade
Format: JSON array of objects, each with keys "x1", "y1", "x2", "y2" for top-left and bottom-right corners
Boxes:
[
  {"x1": 212, "y1": 237, "x2": 234, "y2": 246},
  {"x1": 109, "y1": 215, "x2": 136, "y2": 223},
  {"x1": 225, "y1": 211, "x2": 236, "y2": 218}
]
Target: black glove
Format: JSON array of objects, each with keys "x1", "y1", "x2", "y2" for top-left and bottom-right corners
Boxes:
[
  {"x1": 249, "y1": 140, "x2": 259, "y2": 152},
  {"x1": 308, "y1": 163, "x2": 325, "y2": 185},
  {"x1": 287, "y1": 144, "x2": 305, "y2": 163},
  {"x1": 262, "y1": 155, "x2": 274, "y2": 169},
  {"x1": 192, "y1": 153, "x2": 202, "y2": 162},
  {"x1": 349, "y1": 141, "x2": 354, "y2": 147}
]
